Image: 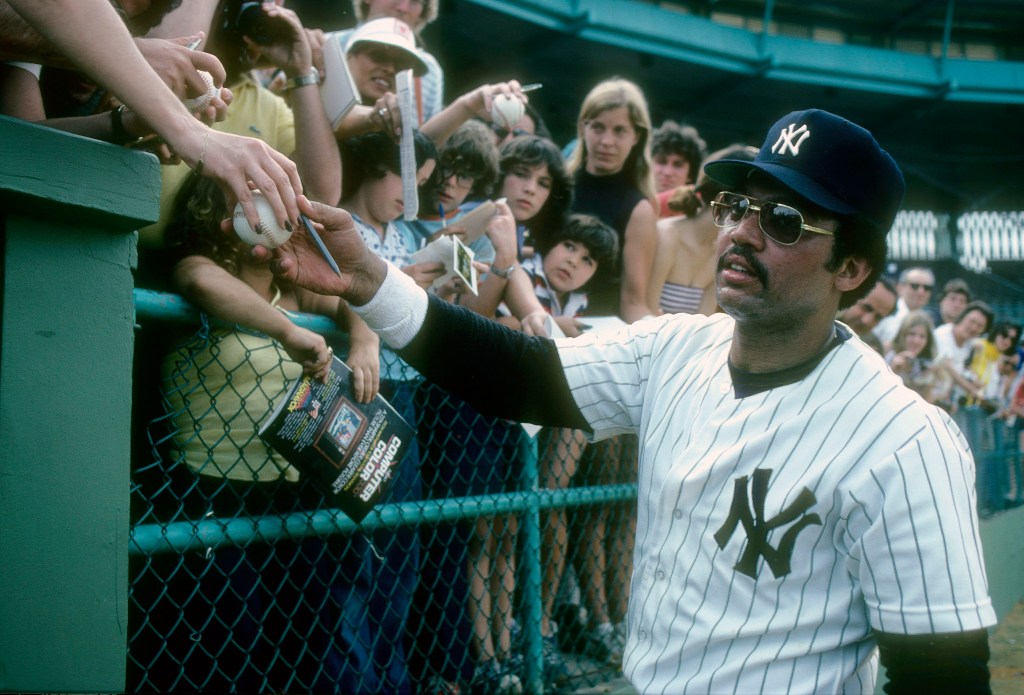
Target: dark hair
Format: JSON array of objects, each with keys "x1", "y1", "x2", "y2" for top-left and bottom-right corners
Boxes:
[
  {"x1": 651, "y1": 120, "x2": 707, "y2": 184},
  {"x1": 956, "y1": 300, "x2": 994, "y2": 333},
  {"x1": 436, "y1": 120, "x2": 500, "y2": 201},
  {"x1": 990, "y1": 321, "x2": 1021, "y2": 352},
  {"x1": 523, "y1": 103, "x2": 552, "y2": 141},
  {"x1": 498, "y1": 135, "x2": 573, "y2": 247},
  {"x1": 165, "y1": 172, "x2": 246, "y2": 275},
  {"x1": 825, "y1": 215, "x2": 889, "y2": 310},
  {"x1": 878, "y1": 275, "x2": 897, "y2": 299},
  {"x1": 488, "y1": 102, "x2": 552, "y2": 142},
  {"x1": 939, "y1": 278, "x2": 972, "y2": 302},
  {"x1": 537, "y1": 213, "x2": 619, "y2": 287},
  {"x1": 125, "y1": 0, "x2": 184, "y2": 34},
  {"x1": 671, "y1": 143, "x2": 758, "y2": 216},
  {"x1": 341, "y1": 129, "x2": 438, "y2": 200}
]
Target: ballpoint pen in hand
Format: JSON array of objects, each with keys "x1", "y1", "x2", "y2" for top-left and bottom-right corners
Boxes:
[{"x1": 299, "y1": 214, "x2": 343, "y2": 277}]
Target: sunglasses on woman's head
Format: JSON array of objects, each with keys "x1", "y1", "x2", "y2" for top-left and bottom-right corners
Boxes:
[{"x1": 710, "y1": 191, "x2": 834, "y2": 246}]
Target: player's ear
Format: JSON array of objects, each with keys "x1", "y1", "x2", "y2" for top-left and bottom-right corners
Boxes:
[{"x1": 833, "y1": 255, "x2": 871, "y2": 295}]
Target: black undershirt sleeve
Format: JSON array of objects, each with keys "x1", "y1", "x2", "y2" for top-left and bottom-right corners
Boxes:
[
  {"x1": 396, "y1": 294, "x2": 590, "y2": 431},
  {"x1": 875, "y1": 629, "x2": 991, "y2": 695}
]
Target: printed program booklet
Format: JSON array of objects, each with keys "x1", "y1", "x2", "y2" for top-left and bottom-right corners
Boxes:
[{"x1": 259, "y1": 356, "x2": 414, "y2": 522}]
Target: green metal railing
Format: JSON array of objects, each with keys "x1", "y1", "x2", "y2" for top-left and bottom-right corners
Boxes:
[{"x1": 129, "y1": 288, "x2": 637, "y2": 694}]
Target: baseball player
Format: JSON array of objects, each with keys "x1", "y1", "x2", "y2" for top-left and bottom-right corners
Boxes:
[{"x1": 261, "y1": 109, "x2": 996, "y2": 694}]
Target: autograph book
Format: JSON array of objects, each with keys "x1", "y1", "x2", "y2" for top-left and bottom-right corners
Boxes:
[
  {"x1": 411, "y1": 232, "x2": 479, "y2": 295},
  {"x1": 320, "y1": 34, "x2": 360, "y2": 129},
  {"x1": 259, "y1": 356, "x2": 414, "y2": 522}
]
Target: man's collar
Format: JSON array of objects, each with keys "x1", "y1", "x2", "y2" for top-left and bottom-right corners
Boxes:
[{"x1": 729, "y1": 322, "x2": 852, "y2": 398}]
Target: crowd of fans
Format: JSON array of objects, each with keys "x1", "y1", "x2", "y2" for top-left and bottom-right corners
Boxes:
[{"x1": 3, "y1": 0, "x2": 1022, "y2": 693}]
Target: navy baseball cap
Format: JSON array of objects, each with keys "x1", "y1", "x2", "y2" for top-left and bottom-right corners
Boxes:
[{"x1": 704, "y1": 109, "x2": 905, "y2": 235}]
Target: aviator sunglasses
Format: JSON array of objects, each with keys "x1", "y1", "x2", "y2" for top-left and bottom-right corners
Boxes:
[{"x1": 710, "y1": 191, "x2": 834, "y2": 246}]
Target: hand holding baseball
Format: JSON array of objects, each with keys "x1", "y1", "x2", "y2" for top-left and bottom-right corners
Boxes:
[
  {"x1": 251, "y1": 201, "x2": 387, "y2": 305},
  {"x1": 457, "y1": 80, "x2": 526, "y2": 123},
  {"x1": 233, "y1": 189, "x2": 294, "y2": 247}
]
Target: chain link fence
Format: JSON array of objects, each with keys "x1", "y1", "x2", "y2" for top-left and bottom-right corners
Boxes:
[
  {"x1": 127, "y1": 208, "x2": 1024, "y2": 693},
  {"x1": 127, "y1": 293, "x2": 634, "y2": 694}
]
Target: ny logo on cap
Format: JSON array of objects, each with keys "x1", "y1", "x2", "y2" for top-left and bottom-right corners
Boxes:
[{"x1": 771, "y1": 123, "x2": 811, "y2": 156}]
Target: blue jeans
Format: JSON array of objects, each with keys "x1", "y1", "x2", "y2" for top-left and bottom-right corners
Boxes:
[
  {"x1": 407, "y1": 382, "x2": 522, "y2": 685},
  {"x1": 308, "y1": 380, "x2": 422, "y2": 694}
]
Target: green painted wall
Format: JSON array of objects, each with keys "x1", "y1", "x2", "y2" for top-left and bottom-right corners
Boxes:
[{"x1": 0, "y1": 116, "x2": 159, "y2": 692}]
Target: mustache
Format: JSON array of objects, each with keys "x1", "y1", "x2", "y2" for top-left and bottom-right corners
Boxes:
[{"x1": 717, "y1": 245, "x2": 768, "y2": 286}]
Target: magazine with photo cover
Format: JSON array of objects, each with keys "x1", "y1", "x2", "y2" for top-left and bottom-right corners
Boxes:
[{"x1": 259, "y1": 356, "x2": 414, "y2": 522}]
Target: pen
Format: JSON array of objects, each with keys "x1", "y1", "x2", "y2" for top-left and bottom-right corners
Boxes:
[
  {"x1": 299, "y1": 214, "x2": 343, "y2": 277},
  {"x1": 186, "y1": 37, "x2": 202, "y2": 50},
  {"x1": 520, "y1": 83, "x2": 543, "y2": 93}
]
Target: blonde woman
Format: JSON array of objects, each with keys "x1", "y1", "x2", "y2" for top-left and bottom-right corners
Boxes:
[
  {"x1": 566, "y1": 77, "x2": 658, "y2": 322},
  {"x1": 647, "y1": 144, "x2": 758, "y2": 316},
  {"x1": 563, "y1": 78, "x2": 657, "y2": 667},
  {"x1": 886, "y1": 310, "x2": 942, "y2": 403}
]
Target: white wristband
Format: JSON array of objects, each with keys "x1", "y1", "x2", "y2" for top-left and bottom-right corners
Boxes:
[{"x1": 350, "y1": 261, "x2": 428, "y2": 349}]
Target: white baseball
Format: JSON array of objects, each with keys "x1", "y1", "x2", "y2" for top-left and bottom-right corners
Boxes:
[
  {"x1": 182, "y1": 70, "x2": 219, "y2": 114},
  {"x1": 233, "y1": 190, "x2": 293, "y2": 248},
  {"x1": 490, "y1": 93, "x2": 525, "y2": 129}
]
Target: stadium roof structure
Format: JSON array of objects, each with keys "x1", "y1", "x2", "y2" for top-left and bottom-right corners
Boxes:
[{"x1": 423, "y1": 0, "x2": 1024, "y2": 212}]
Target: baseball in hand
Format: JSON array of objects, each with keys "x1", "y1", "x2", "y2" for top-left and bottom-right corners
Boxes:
[
  {"x1": 182, "y1": 70, "x2": 219, "y2": 114},
  {"x1": 490, "y1": 93, "x2": 525, "y2": 129},
  {"x1": 233, "y1": 190, "x2": 293, "y2": 248}
]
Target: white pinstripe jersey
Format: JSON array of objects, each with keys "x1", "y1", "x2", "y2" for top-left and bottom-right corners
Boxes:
[{"x1": 556, "y1": 312, "x2": 996, "y2": 695}]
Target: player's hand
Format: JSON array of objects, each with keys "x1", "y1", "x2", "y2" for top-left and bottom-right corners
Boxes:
[
  {"x1": 281, "y1": 324, "x2": 332, "y2": 383},
  {"x1": 251, "y1": 200, "x2": 388, "y2": 305},
  {"x1": 345, "y1": 339, "x2": 381, "y2": 403},
  {"x1": 402, "y1": 261, "x2": 446, "y2": 290}
]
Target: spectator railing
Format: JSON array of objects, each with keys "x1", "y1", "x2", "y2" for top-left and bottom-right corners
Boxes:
[
  {"x1": 129, "y1": 285, "x2": 637, "y2": 693},
  {"x1": 3, "y1": 116, "x2": 1024, "y2": 695}
]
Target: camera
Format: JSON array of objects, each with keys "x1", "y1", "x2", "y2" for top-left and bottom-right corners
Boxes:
[{"x1": 229, "y1": 2, "x2": 292, "y2": 45}]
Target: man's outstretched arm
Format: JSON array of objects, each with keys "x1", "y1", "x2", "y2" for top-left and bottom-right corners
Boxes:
[{"x1": 257, "y1": 200, "x2": 590, "y2": 430}]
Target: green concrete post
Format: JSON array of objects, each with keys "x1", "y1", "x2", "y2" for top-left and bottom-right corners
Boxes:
[{"x1": 0, "y1": 116, "x2": 159, "y2": 692}]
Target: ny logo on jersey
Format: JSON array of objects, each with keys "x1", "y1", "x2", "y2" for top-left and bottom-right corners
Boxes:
[
  {"x1": 771, "y1": 123, "x2": 811, "y2": 156},
  {"x1": 713, "y1": 468, "x2": 821, "y2": 579}
]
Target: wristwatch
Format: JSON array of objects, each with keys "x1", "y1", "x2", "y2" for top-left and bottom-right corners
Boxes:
[
  {"x1": 284, "y1": 66, "x2": 320, "y2": 90},
  {"x1": 489, "y1": 263, "x2": 517, "y2": 279}
]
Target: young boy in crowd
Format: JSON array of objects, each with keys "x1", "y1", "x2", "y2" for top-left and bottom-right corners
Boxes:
[
  {"x1": 395, "y1": 119, "x2": 500, "y2": 258},
  {"x1": 520, "y1": 213, "x2": 619, "y2": 332}
]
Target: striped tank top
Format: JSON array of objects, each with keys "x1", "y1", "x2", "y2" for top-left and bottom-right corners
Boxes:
[{"x1": 659, "y1": 282, "x2": 703, "y2": 315}]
